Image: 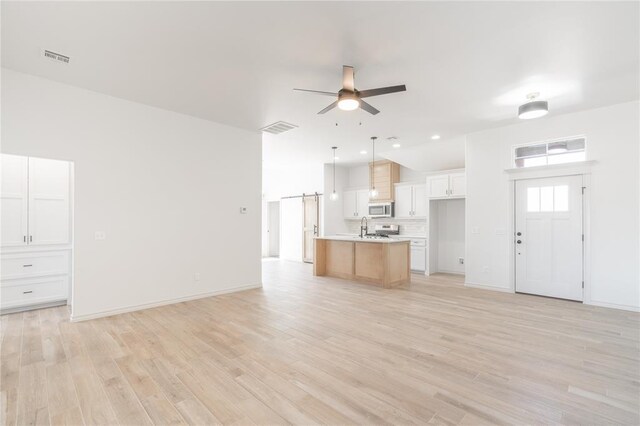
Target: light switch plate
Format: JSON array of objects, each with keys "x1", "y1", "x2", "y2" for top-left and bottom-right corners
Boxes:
[
  {"x1": 94, "y1": 231, "x2": 106, "y2": 240},
  {"x1": 240, "y1": 207, "x2": 247, "y2": 214}
]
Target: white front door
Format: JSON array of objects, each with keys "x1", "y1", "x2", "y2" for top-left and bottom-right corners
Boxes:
[{"x1": 515, "y1": 175, "x2": 583, "y2": 301}]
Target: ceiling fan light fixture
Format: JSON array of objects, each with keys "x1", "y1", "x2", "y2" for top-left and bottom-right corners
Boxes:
[
  {"x1": 338, "y1": 97, "x2": 360, "y2": 111},
  {"x1": 518, "y1": 93, "x2": 548, "y2": 120}
]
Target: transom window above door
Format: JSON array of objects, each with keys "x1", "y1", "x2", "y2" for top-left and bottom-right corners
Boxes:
[{"x1": 514, "y1": 137, "x2": 586, "y2": 168}]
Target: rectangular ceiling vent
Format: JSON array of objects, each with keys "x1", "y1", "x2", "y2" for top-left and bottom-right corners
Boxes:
[
  {"x1": 260, "y1": 121, "x2": 298, "y2": 135},
  {"x1": 43, "y1": 50, "x2": 70, "y2": 64}
]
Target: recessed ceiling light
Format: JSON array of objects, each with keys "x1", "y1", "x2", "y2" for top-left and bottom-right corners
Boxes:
[
  {"x1": 360, "y1": 150, "x2": 367, "y2": 154},
  {"x1": 431, "y1": 134, "x2": 441, "y2": 140},
  {"x1": 392, "y1": 143, "x2": 401, "y2": 148}
]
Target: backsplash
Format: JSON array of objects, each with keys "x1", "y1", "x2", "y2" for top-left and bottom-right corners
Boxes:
[{"x1": 345, "y1": 218, "x2": 427, "y2": 236}]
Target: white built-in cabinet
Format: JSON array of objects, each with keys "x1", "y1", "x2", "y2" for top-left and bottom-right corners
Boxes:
[
  {"x1": 427, "y1": 172, "x2": 466, "y2": 199},
  {"x1": 394, "y1": 183, "x2": 426, "y2": 218},
  {"x1": 343, "y1": 189, "x2": 369, "y2": 219},
  {"x1": 1, "y1": 154, "x2": 72, "y2": 312}
]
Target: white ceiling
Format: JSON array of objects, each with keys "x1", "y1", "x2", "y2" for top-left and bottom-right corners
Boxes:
[{"x1": 2, "y1": 2, "x2": 638, "y2": 168}]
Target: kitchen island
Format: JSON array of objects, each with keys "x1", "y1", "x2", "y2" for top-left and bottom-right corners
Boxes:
[{"x1": 313, "y1": 236, "x2": 410, "y2": 288}]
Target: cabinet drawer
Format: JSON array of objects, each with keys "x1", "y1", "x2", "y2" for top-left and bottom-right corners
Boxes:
[
  {"x1": 1, "y1": 276, "x2": 68, "y2": 309},
  {"x1": 1, "y1": 251, "x2": 69, "y2": 280},
  {"x1": 410, "y1": 239, "x2": 426, "y2": 247}
]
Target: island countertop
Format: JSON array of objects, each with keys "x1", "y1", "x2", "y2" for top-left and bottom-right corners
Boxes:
[{"x1": 314, "y1": 235, "x2": 410, "y2": 244}]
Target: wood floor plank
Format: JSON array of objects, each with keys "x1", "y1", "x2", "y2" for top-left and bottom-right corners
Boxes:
[{"x1": 1, "y1": 259, "x2": 638, "y2": 425}]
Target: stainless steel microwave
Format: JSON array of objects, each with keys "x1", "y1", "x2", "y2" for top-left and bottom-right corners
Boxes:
[{"x1": 368, "y1": 202, "x2": 394, "y2": 218}]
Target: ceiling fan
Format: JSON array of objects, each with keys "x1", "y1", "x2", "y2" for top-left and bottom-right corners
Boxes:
[{"x1": 294, "y1": 65, "x2": 406, "y2": 115}]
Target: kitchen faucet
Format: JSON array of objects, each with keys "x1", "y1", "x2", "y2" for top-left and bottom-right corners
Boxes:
[{"x1": 360, "y1": 216, "x2": 368, "y2": 238}]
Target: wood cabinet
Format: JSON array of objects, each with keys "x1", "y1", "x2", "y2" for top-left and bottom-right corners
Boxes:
[
  {"x1": 394, "y1": 183, "x2": 427, "y2": 218},
  {"x1": 1, "y1": 154, "x2": 72, "y2": 312},
  {"x1": 314, "y1": 238, "x2": 410, "y2": 288},
  {"x1": 427, "y1": 171, "x2": 466, "y2": 199},
  {"x1": 369, "y1": 160, "x2": 400, "y2": 202},
  {"x1": 343, "y1": 189, "x2": 370, "y2": 219}
]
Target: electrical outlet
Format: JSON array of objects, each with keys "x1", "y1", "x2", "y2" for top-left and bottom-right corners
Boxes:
[
  {"x1": 482, "y1": 266, "x2": 490, "y2": 273},
  {"x1": 194, "y1": 273, "x2": 201, "y2": 281},
  {"x1": 458, "y1": 257, "x2": 464, "y2": 265},
  {"x1": 94, "y1": 231, "x2": 106, "y2": 240},
  {"x1": 239, "y1": 207, "x2": 247, "y2": 214}
]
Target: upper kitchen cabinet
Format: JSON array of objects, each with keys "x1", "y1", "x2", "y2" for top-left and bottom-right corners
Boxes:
[
  {"x1": 1, "y1": 155, "x2": 71, "y2": 247},
  {"x1": 343, "y1": 189, "x2": 370, "y2": 219},
  {"x1": 369, "y1": 160, "x2": 400, "y2": 202},
  {"x1": 394, "y1": 183, "x2": 427, "y2": 218},
  {"x1": 427, "y1": 171, "x2": 466, "y2": 199}
]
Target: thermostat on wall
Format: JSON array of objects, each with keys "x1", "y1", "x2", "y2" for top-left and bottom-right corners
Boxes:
[{"x1": 240, "y1": 207, "x2": 247, "y2": 214}]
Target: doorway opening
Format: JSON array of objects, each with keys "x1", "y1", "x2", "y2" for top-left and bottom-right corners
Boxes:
[
  {"x1": 1, "y1": 154, "x2": 75, "y2": 316},
  {"x1": 266, "y1": 201, "x2": 280, "y2": 257}
]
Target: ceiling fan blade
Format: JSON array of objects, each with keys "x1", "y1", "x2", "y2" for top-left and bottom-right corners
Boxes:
[
  {"x1": 342, "y1": 65, "x2": 355, "y2": 91},
  {"x1": 293, "y1": 88, "x2": 338, "y2": 96},
  {"x1": 318, "y1": 101, "x2": 339, "y2": 114},
  {"x1": 358, "y1": 85, "x2": 407, "y2": 98},
  {"x1": 359, "y1": 100, "x2": 380, "y2": 115}
]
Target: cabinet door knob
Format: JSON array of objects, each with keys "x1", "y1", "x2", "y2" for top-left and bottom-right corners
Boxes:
[{"x1": 23, "y1": 290, "x2": 33, "y2": 294}]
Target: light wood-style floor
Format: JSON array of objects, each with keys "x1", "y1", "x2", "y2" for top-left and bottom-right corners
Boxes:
[{"x1": 2, "y1": 259, "x2": 639, "y2": 425}]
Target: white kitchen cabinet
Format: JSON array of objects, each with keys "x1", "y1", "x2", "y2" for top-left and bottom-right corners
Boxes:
[
  {"x1": 1, "y1": 154, "x2": 72, "y2": 312},
  {"x1": 411, "y1": 246, "x2": 426, "y2": 271},
  {"x1": 427, "y1": 172, "x2": 466, "y2": 199},
  {"x1": 1, "y1": 275, "x2": 69, "y2": 310},
  {"x1": 394, "y1": 185, "x2": 413, "y2": 218},
  {"x1": 394, "y1": 183, "x2": 427, "y2": 218},
  {"x1": 343, "y1": 190, "x2": 357, "y2": 218},
  {"x1": 1, "y1": 155, "x2": 29, "y2": 247},
  {"x1": 1, "y1": 155, "x2": 71, "y2": 247},
  {"x1": 28, "y1": 157, "x2": 71, "y2": 245},
  {"x1": 343, "y1": 189, "x2": 370, "y2": 219},
  {"x1": 449, "y1": 173, "x2": 466, "y2": 197},
  {"x1": 409, "y1": 238, "x2": 427, "y2": 272}
]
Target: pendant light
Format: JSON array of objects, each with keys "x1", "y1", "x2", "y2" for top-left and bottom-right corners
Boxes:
[
  {"x1": 518, "y1": 92, "x2": 549, "y2": 120},
  {"x1": 330, "y1": 146, "x2": 339, "y2": 201},
  {"x1": 369, "y1": 136, "x2": 378, "y2": 198}
]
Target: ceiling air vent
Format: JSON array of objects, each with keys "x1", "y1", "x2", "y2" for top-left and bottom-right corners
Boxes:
[
  {"x1": 43, "y1": 50, "x2": 70, "y2": 64},
  {"x1": 259, "y1": 121, "x2": 298, "y2": 135}
]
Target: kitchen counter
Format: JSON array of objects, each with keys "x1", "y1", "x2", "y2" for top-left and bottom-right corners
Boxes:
[
  {"x1": 314, "y1": 236, "x2": 410, "y2": 288},
  {"x1": 315, "y1": 235, "x2": 408, "y2": 244}
]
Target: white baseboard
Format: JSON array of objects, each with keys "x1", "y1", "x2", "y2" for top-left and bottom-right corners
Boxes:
[
  {"x1": 464, "y1": 281, "x2": 514, "y2": 293},
  {"x1": 584, "y1": 299, "x2": 640, "y2": 312},
  {"x1": 70, "y1": 283, "x2": 262, "y2": 322}
]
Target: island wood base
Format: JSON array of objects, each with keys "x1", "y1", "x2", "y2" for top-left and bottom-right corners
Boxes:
[{"x1": 313, "y1": 239, "x2": 410, "y2": 288}]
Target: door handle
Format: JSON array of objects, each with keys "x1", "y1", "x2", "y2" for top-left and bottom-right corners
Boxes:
[
  {"x1": 516, "y1": 240, "x2": 522, "y2": 244},
  {"x1": 516, "y1": 232, "x2": 522, "y2": 236},
  {"x1": 29, "y1": 236, "x2": 33, "y2": 243},
  {"x1": 313, "y1": 225, "x2": 318, "y2": 236}
]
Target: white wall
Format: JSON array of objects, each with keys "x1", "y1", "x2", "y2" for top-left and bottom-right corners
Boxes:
[
  {"x1": 466, "y1": 101, "x2": 640, "y2": 311},
  {"x1": 263, "y1": 164, "x2": 324, "y2": 201},
  {"x1": 1, "y1": 69, "x2": 262, "y2": 320}
]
